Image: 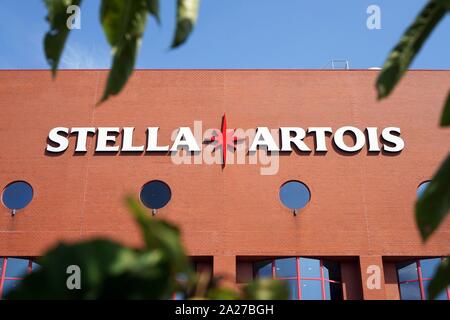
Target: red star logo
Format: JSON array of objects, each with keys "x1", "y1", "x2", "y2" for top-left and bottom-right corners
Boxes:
[{"x1": 206, "y1": 114, "x2": 242, "y2": 168}]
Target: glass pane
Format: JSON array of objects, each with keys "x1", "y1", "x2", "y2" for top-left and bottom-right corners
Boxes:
[
  {"x1": 420, "y1": 258, "x2": 441, "y2": 279},
  {"x1": 283, "y1": 279, "x2": 298, "y2": 300},
  {"x1": 275, "y1": 258, "x2": 297, "y2": 278},
  {"x1": 323, "y1": 261, "x2": 341, "y2": 281},
  {"x1": 5, "y1": 258, "x2": 29, "y2": 278},
  {"x1": 301, "y1": 280, "x2": 323, "y2": 300},
  {"x1": 174, "y1": 292, "x2": 186, "y2": 300},
  {"x1": 0, "y1": 258, "x2": 3, "y2": 275},
  {"x1": 140, "y1": 180, "x2": 171, "y2": 209},
  {"x1": 417, "y1": 181, "x2": 430, "y2": 198},
  {"x1": 397, "y1": 261, "x2": 418, "y2": 282},
  {"x1": 2, "y1": 181, "x2": 33, "y2": 210},
  {"x1": 254, "y1": 260, "x2": 272, "y2": 278},
  {"x1": 31, "y1": 261, "x2": 41, "y2": 272},
  {"x1": 399, "y1": 281, "x2": 421, "y2": 300},
  {"x1": 2, "y1": 279, "x2": 22, "y2": 297},
  {"x1": 423, "y1": 280, "x2": 448, "y2": 300},
  {"x1": 300, "y1": 258, "x2": 321, "y2": 278},
  {"x1": 324, "y1": 281, "x2": 343, "y2": 300},
  {"x1": 279, "y1": 181, "x2": 310, "y2": 210}
]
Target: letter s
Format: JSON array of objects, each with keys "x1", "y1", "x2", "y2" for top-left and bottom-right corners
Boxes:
[
  {"x1": 46, "y1": 127, "x2": 69, "y2": 152},
  {"x1": 382, "y1": 127, "x2": 404, "y2": 152}
]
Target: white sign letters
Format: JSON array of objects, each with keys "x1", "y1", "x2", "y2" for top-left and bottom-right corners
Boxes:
[{"x1": 46, "y1": 125, "x2": 405, "y2": 154}]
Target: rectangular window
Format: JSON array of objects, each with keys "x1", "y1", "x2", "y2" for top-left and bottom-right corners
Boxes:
[
  {"x1": 396, "y1": 257, "x2": 450, "y2": 300},
  {"x1": 0, "y1": 257, "x2": 38, "y2": 300},
  {"x1": 173, "y1": 256, "x2": 213, "y2": 300},
  {"x1": 251, "y1": 257, "x2": 343, "y2": 300}
]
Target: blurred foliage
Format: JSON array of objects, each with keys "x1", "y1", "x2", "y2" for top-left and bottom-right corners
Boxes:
[
  {"x1": 416, "y1": 154, "x2": 450, "y2": 241},
  {"x1": 441, "y1": 90, "x2": 450, "y2": 126},
  {"x1": 242, "y1": 279, "x2": 290, "y2": 300},
  {"x1": 172, "y1": 0, "x2": 199, "y2": 48},
  {"x1": 376, "y1": 0, "x2": 450, "y2": 299},
  {"x1": 6, "y1": 197, "x2": 288, "y2": 300},
  {"x1": 376, "y1": 1, "x2": 446, "y2": 99},
  {"x1": 44, "y1": 0, "x2": 82, "y2": 76},
  {"x1": 99, "y1": 0, "x2": 149, "y2": 103},
  {"x1": 43, "y1": 0, "x2": 200, "y2": 104},
  {"x1": 427, "y1": 257, "x2": 450, "y2": 299}
]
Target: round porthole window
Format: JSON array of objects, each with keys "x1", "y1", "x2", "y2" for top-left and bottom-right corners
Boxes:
[
  {"x1": 2, "y1": 181, "x2": 33, "y2": 211},
  {"x1": 140, "y1": 180, "x2": 172, "y2": 210},
  {"x1": 279, "y1": 180, "x2": 311, "y2": 210},
  {"x1": 417, "y1": 181, "x2": 431, "y2": 198}
]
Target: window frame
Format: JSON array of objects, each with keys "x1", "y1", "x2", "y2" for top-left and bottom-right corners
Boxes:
[
  {"x1": 253, "y1": 257, "x2": 343, "y2": 300},
  {"x1": 0, "y1": 257, "x2": 37, "y2": 299},
  {"x1": 397, "y1": 257, "x2": 450, "y2": 300}
]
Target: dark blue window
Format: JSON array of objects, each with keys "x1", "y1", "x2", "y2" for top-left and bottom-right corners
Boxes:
[
  {"x1": 253, "y1": 257, "x2": 342, "y2": 300},
  {"x1": 397, "y1": 261, "x2": 418, "y2": 282},
  {"x1": 2, "y1": 181, "x2": 33, "y2": 210},
  {"x1": 254, "y1": 260, "x2": 272, "y2": 278},
  {"x1": 140, "y1": 180, "x2": 171, "y2": 209},
  {"x1": 300, "y1": 258, "x2": 321, "y2": 278},
  {"x1": 396, "y1": 258, "x2": 449, "y2": 300},
  {"x1": 279, "y1": 181, "x2": 310, "y2": 210},
  {"x1": 417, "y1": 181, "x2": 431, "y2": 198},
  {"x1": 399, "y1": 281, "x2": 421, "y2": 300},
  {"x1": 5, "y1": 258, "x2": 29, "y2": 278},
  {"x1": 300, "y1": 280, "x2": 322, "y2": 300},
  {"x1": 420, "y1": 258, "x2": 441, "y2": 279},
  {"x1": 275, "y1": 258, "x2": 296, "y2": 278},
  {"x1": 0, "y1": 258, "x2": 40, "y2": 299}
]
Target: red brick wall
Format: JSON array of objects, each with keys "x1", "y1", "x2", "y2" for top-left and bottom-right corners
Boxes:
[{"x1": 0, "y1": 70, "x2": 449, "y2": 296}]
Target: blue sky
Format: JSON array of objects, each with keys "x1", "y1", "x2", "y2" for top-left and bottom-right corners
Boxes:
[{"x1": 0, "y1": 0, "x2": 449, "y2": 69}]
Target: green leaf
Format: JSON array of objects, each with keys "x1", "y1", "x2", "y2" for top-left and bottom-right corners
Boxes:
[
  {"x1": 376, "y1": 1, "x2": 446, "y2": 99},
  {"x1": 43, "y1": 0, "x2": 82, "y2": 77},
  {"x1": 437, "y1": 0, "x2": 450, "y2": 10},
  {"x1": 172, "y1": 0, "x2": 200, "y2": 48},
  {"x1": 6, "y1": 197, "x2": 197, "y2": 299},
  {"x1": 440, "y1": 91, "x2": 450, "y2": 126},
  {"x1": 416, "y1": 153, "x2": 450, "y2": 240},
  {"x1": 147, "y1": 0, "x2": 160, "y2": 23},
  {"x1": 428, "y1": 257, "x2": 450, "y2": 300},
  {"x1": 97, "y1": 251, "x2": 175, "y2": 299},
  {"x1": 126, "y1": 196, "x2": 191, "y2": 275},
  {"x1": 99, "y1": 0, "x2": 148, "y2": 103},
  {"x1": 242, "y1": 279, "x2": 290, "y2": 300},
  {"x1": 6, "y1": 239, "x2": 175, "y2": 299},
  {"x1": 206, "y1": 287, "x2": 240, "y2": 300}
]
